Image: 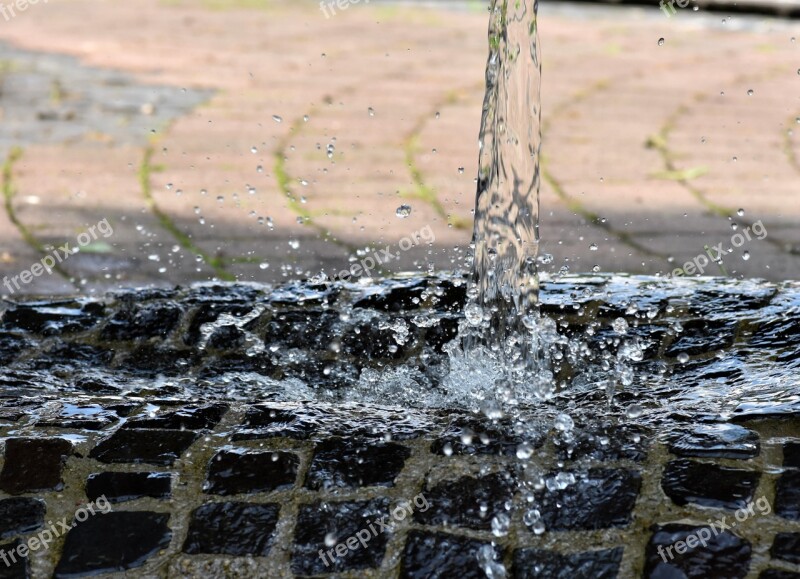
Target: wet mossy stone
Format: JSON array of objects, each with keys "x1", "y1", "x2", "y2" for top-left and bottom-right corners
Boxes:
[
  {"x1": 667, "y1": 424, "x2": 760, "y2": 460},
  {"x1": 86, "y1": 472, "x2": 172, "y2": 504},
  {"x1": 771, "y1": 532, "x2": 800, "y2": 565},
  {"x1": 644, "y1": 523, "x2": 751, "y2": 579},
  {"x1": 292, "y1": 498, "x2": 390, "y2": 575},
  {"x1": 414, "y1": 472, "x2": 516, "y2": 531},
  {"x1": 513, "y1": 547, "x2": 624, "y2": 579},
  {"x1": 182, "y1": 502, "x2": 280, "y2": 556},
  {"x1": 0, "y1": 438, "x2": 72, "y2": 495},
  {"x1": 305, "y1": 438, "x2": 410, "y2": 490},
  {"x1": 534, "y1": 468, "x2": 641, "y2": 532},
  {"x1": 400, "y1": 531, "x2": 502, "y2": 579},
  {"x1": 776, "y1": 470, "x2": 800, "y2": 521},
  {"x1": 661, "y1": 459, "x2": 760, "y2": 510},
  {"x1": 54, "y1": 511, "x2": 171, "y2": 577},
  {"x1": 203, "y1": 449, "x2": 299, "y2": 495},
  {"x1": 0, "y1": 498, "x2": 45, "y2": 540},
  {"x1": 89, "y1": 429, "x2": 199, "y2": 466}
]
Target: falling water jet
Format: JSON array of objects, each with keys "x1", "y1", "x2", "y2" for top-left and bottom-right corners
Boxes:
[{"x1": 463, "y1": 0, "x2": 544, "y2": 395}]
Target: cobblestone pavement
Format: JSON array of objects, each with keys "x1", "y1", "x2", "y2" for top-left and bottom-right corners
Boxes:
[
  {"x1": 0, "y1": 1, "x2": 798, "y2": 295},
  {"x1": 0, "y1": 274, "x2": 798, "y2": 577}
]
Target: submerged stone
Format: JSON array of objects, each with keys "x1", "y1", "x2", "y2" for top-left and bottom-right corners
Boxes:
[
  {"x1": 86, "y1": 472, "x2": 172, "y2": 503},
  {"x1": 305, "y1": 438, "x2": 410, "y2": 490},
  {"x1": 771, "y1": 532, "x2": 800, "y2": 564},
  {"x1": 776, "y1": 471, "x2": 800, "y2": 520},
  {"x1": 89, "y1": 429, "x2": 199, "y2": 466},
  {"x1": 661, "y1": 459, "x2": 760, "y2": 510},
  {"x1": 122, "y1": 403, "x2": 227, "y2": 430},
  {"x1": 0, "y1": 498, "x2": 45, "y2": 539},
  {"x1": 204, "y1": 449, "x2": 298, "y2": 495},
  {"x1": 644, "y1": 523, "x2": 751, "y2": 578},
  {"x1": 667, "y1": 424, "x2": 760, "y2": 460},
  {"x1": 784, "y1": 442, "x2": 800, "y2": 468},
  {"x1": 401, "y1": 531, "x2": 502, "y2": 579},
  {"x1": 183, "y1": 502, "x2": 279, "y2": 556},
  {"x1": 54, "y1": 512, "x2": 171, "y2": 577},
  {"x1": 513, "y1": 547, "x2": 624, "y2": 579},
  {"x1": 0, "y1": 438, "x2": 72, "y2": 495}
]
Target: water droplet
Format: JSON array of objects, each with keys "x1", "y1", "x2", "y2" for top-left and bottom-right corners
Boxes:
[
  {"x1": 742, "y1": 251, "x2": 750, "y2": 261},
  {"x1": 395, "y1": 204, "x2": 412, "y2": 218},
  {"x1": 658, "y1": 38, "x2": 665, "y2": 46},
  {"x1": 589, "y1": 243, "x2": 598, "y2": 251},
  {"x1": 737, "y1": 208, "x2": 745, "y2": 216},
  {"x1": 288, "y1": 239, "x2": 300, "y2": 250},
  {"x1": 626, "y1": 404, "x2": 644, "y2": 419},
  {"x1": 250, "y1": 146, "x2": 257, "y2": 154},
  {"x1": 554, "y1": 413, "x2": 574, "y2": 432},
  {"x1": 465, "y1": 303, "x2": 484, "y2": 326},
  {"x1": 747, "y1": 89, "x2": 754, "y2": 96},
  {"x1": 458, "y1": 167, "x2": 465, "y2": 174},
  {"x1": 324, "y1": 532, "x2": 337, "y2": 547},
  {"x1": 259, "y1": 262, "x2": 270, "y2": 270},
  {"x1": 368, "y1": 107, "x2": 375, "y2": 117},
  {"x1": 272, "y1": 115, "x2": 282, "y2": 123},
  {"x1": 612, "y1": 318, "x2": 629, "y2": 335},
  {"x1": 516, "y1": 442, "x2": 534, "y2": 459},
  {"x1": 491, "y1": 513, "x2": 510, "y2": 537},
  {"x1": 442, "y1": 442, "x2": 453, "y2": 456},
  {"x1": 677, "y1": 352, "x2": 690, "y2": 364},
  {"x1": 303, "y1": 115, "x2": 310, "y2": 122}
]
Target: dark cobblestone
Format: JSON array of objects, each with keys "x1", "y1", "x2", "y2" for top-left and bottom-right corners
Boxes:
[
  {"x1": 305, "y1": 438, "x2": 410, "y2": 490},
  {"x1": 661, "y1": 459, "x2": 760, "y2": 510},
  {"x1": 559, "y1": 423, "x2": 649, "y2": 462},
  {"x1": 784, "y1": 441, "x2": 800, "y2": 468},
  {"x1": 183, "y1": 502, "x2": 279, "y2": 556},
  {"x1": 54, "y1": 512, "x2": 171, "y2": 577},
  {"x1": 0, "y1": 438, "x2": 72, "y2": 495},
  {"x1": 89, "y1": 429, "x2": 199, "y2": 466},
  {"x1": 667, "y1": 423, "x2": 760, "y2": 459},
  {"x1": 0, "y1": 538, "x2": 29, "y2": 578},
  {"x1": 86, "y1": 472, "x2": 172, "y2": 503},
  {"x1": 122, "y1": 403, "x2": 227, "y2": 430},
  {"x1": 665, "y1": 319, "x2": 737, "y2": 357},
  {"x1": 0, "y1": 499, "x2": 45, "y2": 540},
  {"x1": 100, "y1": 303, "x2": 182, "y2": 341},
  {"x1": 204, "y1": 449, "x2": 299, "y2": 495},
  {"x1": 1, "y1": 301, "x2": 103, "y2": 336},
  {"x1": 776, "y1": 470, "x2": 800, "y2": 521},
  {"x1": 644, "y1": 523, "x2": 751, "y2": 578},
  {"x1": 771, "y1": 532, "x2": 800, "y2": 565},
  {"x1": 430, "y1": 414, "x2": 536, "y2": 457},
  {"x1": 400, "y1": 531, "x2": 501, "y2": 579},
  {"x1": 513, "y1": 547, "x2": 624, "y2": 579}
]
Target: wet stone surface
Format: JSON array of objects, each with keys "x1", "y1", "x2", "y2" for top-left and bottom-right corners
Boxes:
[{"x1": 0, "y1": 274, "x2": 797, "y2": 576}]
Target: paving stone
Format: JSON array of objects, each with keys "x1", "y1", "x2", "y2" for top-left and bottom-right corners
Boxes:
[
  {"x1": 101, "y1": 303, "x2": 182, "y2": 340},
  {"x1": 665, "y1": 319, "x2": 737, "y2": 357},
  {"x1": 305, "y1": 438, "x2": 410, "y2": 490},
  {"x1": 0, "y1": 438, "x2": 72, "y2": 495},
  {"x1": 117, "y1": 346, "x2": 194, "y2": 377},
  {"x1": 340, "y1": 319, "x2": 420, "y2": 361},
  {"x1": 86, "y1": 472, "x2": 172, "y2": 503},
  {"x1": 559, "y1": 423, "x2": 649, "y2": 462},
  {"x1": 37, "y1": 403, "x2": 119, "y2": 430},
  {"x1": 414, "y1": 472, "x2": 515, "y2": 531},
  {"x1": 513, "y1": 547, "x2": 624, "y2": 579},
  {"x1": 0, "y1": 335, "x2": 30, "y2": 366},
  {"x1": 667, "y1": 424, "x2": 760, "y2": 460},
  {"x1": 534, "y1": 468, "x2": 641, "y2": 532},
  {"x1": 0, "y1": 539, "x2": 29, "y2": 578},
  {"x1": 1, "y1": 302, "x2": 103, "y2": 336},
  {"x1": 36, "y1": 342, "x2": 114, "y2": 368},
  {"x1": 0, "y1": 499, "x2": 45, "y2": 540},
  {"x1": 203, "y1": 449, "x2": 298, "y2": 495},
  {"x1": 400, "y1": 531, "x2": 502, "y2": 579},
  {"x1": 352, "y1": 279, "x2": 428, "y2": 312},
  {"x1": 54, "y1": 511, "x2": 171, "y2": 577},
  {"x1": 183, "y1": 302, "x2": 254, "y2": 346},
  {"x1": 430, "y1": 415, "x2": 534, "y2": 457},
  {"x1": 644, "y1": 524, "x2": 751, "y2": 578},
  {"x1": 89, "y1": 429, "x2": 199, "y2": 466},
  {"x1": 759, "y1": 570, "x2": 800, "y2": 579},
  {"x1": 771, "y1": 532, "x2": 800, "y2": 565},
  {"x1": 661, "y1": 459, "x2": 760, "y2": 510},
  {"x1": 263, "y1": 310, "x2": 339, "y2": 351},
  {"x1": 182, "y1": 502, "x2": 280, "y2": 556},
  {"x1": 122, "y1": 403, "x2": 227, "y2": 430},
  {"x1": 292, "y1": 498, "x2": 390, "y2": 575},
  {"x1": 206, "y1": 325, "x2": 246, "y2": 350},
  {"x1": 776, "y1": 470, "x2": 800, "y2": 521},
  {"x1": 784, "y1": 442, "x2": 800, "y2": 468}
]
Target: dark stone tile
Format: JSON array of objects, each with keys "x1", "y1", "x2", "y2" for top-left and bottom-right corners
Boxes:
[
  {"x1": 198, "y1": 353, "x2": 275, "y2": 378},
  {"x1": 644, "y1": 524, "x2": 751, "y2": 579},
  {"x1": 206, "y1": 325, "x2": 246, "y2": 350},
  {"x1": 89, "y1": 429, "x2": 199, "y2": 466},
  {"x1": 414, "y1": 472, "x2": 515, "y2": 531},
  {"x1": 183, "y1": 302, "x2": 253, "y2": 346},
  {"x1": 513, "y1": 547, "x2": 623, "y2": 579},
  {"x1": 776, "y1": 470, "x2": 800, "y2": 521},
  {"x1": 54, "y1": 511, "x2": 171, "y2": 577},
  {"x1": 182, "y1": 502, "x2": 279, "y2": 556},
  {"x1": 0, "y1": 438, "x2": 72, "y2": 495},
  {"x1": 784, "y1": 442, "x2": 800, "y2": 468},
  {"x1": 0, "y1": 334, "x2": 30, "y2": 365},
  {"x1": 1, "y1": 301, "x2": 102, "y2": 336},
  {"x1": 37, "y1": 403, "x2": 118, "y2": 430},
  {"x1": 667, "y1": 424, "x2": 760, "y2": 460},
  {"x1": 559, "y1": 424, "x2": 650, "y2": 462},
  {"x1": 263, "y1": 310, "x2": 339, "y2": 351},
  {"x1": 36, "y1": 342, "x2": 114, "y2": 368},
  {"x1": 665, "y1": 319, "x2": 736, "y2": 357},
  {"x1": 771, "y1": 532, "x2": 800, "y2": 565},
  {"x1": 86, "y1": 472, "x2": 172, "y2": 503},
  {"x1": 662, "y1": 459, "x2": 759, "y2": 510},
  {"x1": 204, "y1": 449, "x2": 298, "y2": 495},
  {"x1": 534, "y1": 469, "x2": 641, "y2": 532},
  {"x1": 117, "y1": 346, "x2": 194, "y2": 377},
  {"x1": 305, "y1": 438, "x2": 410, "y2": 491},
  {"x1": 352, "y1": 279, "x2": 428, "y2": 312},
  {"x1": 430, "y1": 415, "x2": 534, "y2": 457},
  {"x1": 122, "y1": 403, "x2": 227, "y2": 430},
  {"x1": 400, "y1": 531, "x2": 501, "y2": 579},
  {"x1": 292, "y1": 498, "x2": 390, "y2": 575},
  {"x1": 0, "y1": 539, "x2": 29, "y2": 578},
  {"x1": 101, "y1": 303, "x2": 182, "y2": 341},
  {"x1": 0, "y1": 499, "x2": 45, "y2": 539}
]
